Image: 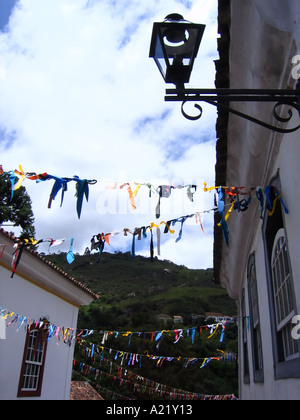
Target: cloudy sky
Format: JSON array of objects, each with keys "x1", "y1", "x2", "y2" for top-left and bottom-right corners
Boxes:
[{"x1": 0, "y1": 0, "x2": 219, "y2": 269}]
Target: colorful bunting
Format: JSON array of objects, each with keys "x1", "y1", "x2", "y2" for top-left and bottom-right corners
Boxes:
[
  {"x1": 82, "y1": 322, "x2": 233, "y2": 347},
  {"x1": 0, "y1": 307, "x2": 75, "y2": 346},
  {"x1": 0, "y1": 166, "x2": 97, "y2": 219},
  {"x1": 4, "y1": 165, "x2": 279, "y2": 401},
  {"x1": 1, "y1": 305, "x2": 235, "y2": 350},
  {"x1": 73, "y1": 358, "x2": 238, "y2": 400},
  {"x1": 76, "y1": 338, "x2": 237, "y2": 369},
  {"x1": 1, "y1": 165, "x2": 290, "y2": 261},
  {"x1": 0, "y1": 166, "x2": 289, "y2": 250}
]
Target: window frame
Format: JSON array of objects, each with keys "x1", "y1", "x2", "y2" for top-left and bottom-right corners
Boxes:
[
  {"x1": 271, "y1": 229, "x2": 298, "y2": 362},
  {"x1": 241, "y1": 288, "x2": 250, "y2": 384},
  {"x1": 17, "y1": 325, "x2": 48, "y2": 398},
  {"x1": 262, "y1": 176, "x2": 300, "y2": 379},
  {"x1": 247, "y1": 253, "x2": 264, "y2": 383}
]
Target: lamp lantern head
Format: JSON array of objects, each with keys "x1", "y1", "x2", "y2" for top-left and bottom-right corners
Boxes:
[{"x1": 149, "y1": 14, "x2": 206, "y2": 89}]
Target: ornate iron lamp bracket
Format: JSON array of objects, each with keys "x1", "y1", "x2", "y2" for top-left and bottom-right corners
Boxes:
[{"x1": 165, "y1": 87, "x2": 300, "y2": 133}]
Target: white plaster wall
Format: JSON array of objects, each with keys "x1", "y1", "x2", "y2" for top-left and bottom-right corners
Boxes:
[
  {"x1": 279, "y1": 114, "x2": 300, "y2": 311},
  {"x1": 254, "y1": 0, "x2": 300, "y2": 52},
  {"x1": 0, "y1": 263, "x2": 79, "y2": 400},
  {"x1": 237, "y1": 111, "x2": 300, "y2": 400},
  {"x1": 225, "y1": 0, "x2": 300, "y2": 400},
  {"x1": 239, "y1": 226, "x2": 300, "y2": 400}
]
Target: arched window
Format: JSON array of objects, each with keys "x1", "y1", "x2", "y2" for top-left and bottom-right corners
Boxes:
[
  {"x1": 263, "y1": 177, "x2": 300, "y2": 378},
  {"x1": 17, "y1": 326, "x2": 48, "y2": 398},
  {"x1": 271, "y1": 229, "x2": 298, "y2": 361}
]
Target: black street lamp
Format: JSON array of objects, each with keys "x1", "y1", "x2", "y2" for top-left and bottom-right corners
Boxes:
[
  {"x1": 149, "y1": 14, "x2": 300, "y2": 133},
  {"x1": 149, "y1": 14, "x2": 205, "y2": 91}
]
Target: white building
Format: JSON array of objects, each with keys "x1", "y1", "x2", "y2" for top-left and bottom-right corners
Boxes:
[
  {"x1": 214, "y1": 0, "x2": 300, "y2": 400},
  {"x1": 0, "y1": 229, "x2": 97, "y2": 400},
  {"x1": 204, "y1": 313, "x2": 236, "y2": 324}
]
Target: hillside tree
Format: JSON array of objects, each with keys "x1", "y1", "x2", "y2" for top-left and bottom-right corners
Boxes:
[{"x1": 0, "y1": 174, "x2": 36, "y2": 240}]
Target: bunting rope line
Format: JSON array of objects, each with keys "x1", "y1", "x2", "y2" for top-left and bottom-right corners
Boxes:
[
  {"x1": 0, "y1": 202, "x2": 231, "y2": 273},
  {"x1": 73, "y1": 359, "x2": 238, "y2": 401},
  {"x1": 0, "y1": 239, "x2": 66, "y2": 249},
  {"x1": 75, "y1": 352, "x2": 232, "y2": 394},
  {"x1": 0, "y1": 307, "x2": 238, "y2": 398},
  {"x1": 0, "y1": 165, "x2": 287, "y2": 206},
  {"x1": 77, "y1": 321, "x2": 233, "y2": 346},
  {"x1": 0, "y1": 307, "x2": 238, "y2": 370},
  {"x1": 0, "y1": 306, "x2": 235, "y2": 348},
  {"x1": 1, "y1": 181, "x2": 287, "y2": 270},
  {"x1": 0, "y1": 165, "x2": 97, "y2": 219},
  {"x1": 1, "y1": 166, "x2": 247, "y2": 399},
  {"x1": 74, "y1": 331, "x2": 238, "y2": 400},
  {"x1": 0, "y1": 165, "x2": 289, "y2": 228},
  {"x1": 76, "y1": 337, "x2": 238, "y2": 369},
  {"x1": 0, "y1": 307, "x2": 75, "y2": 346}
]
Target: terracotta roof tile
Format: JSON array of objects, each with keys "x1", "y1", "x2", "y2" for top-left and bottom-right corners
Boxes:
[{"x1": 70, "y1": 381, "x2": 104, "y2": 400}]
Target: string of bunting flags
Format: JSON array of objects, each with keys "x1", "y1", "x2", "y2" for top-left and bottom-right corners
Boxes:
[
  {"x1": 0, "y1": 307, "x2": 76, "y2": 346},
  {"x1": 76, "y1": 338, "x2": 238, "y2": 370},
  {"x1": 73, "y1": 358, "x2": 238, "y2": 401},
  {"x1": 0, "y1": 306, "x2": 237, "y2": 373},
  {"x1": 0, "y1": 165, "x2": 250, "y2": 400},
  {"x1": 0, "y1": 165, "x2": 97, "y2": 219},
  {"x1": 74, "y1": 326, "x2": 238, "y2": 400},
  {"x1": 0, "y1": 165, "x2": 202, "y2": 218},
  {"x1": 71, "y1": 182, "x2": 288, "y2": 257},
  {"x1": 0, "y1": 307, "x2": 238, "y2": 399},
  {"x1": 0, "y1": 165, "x2": 289, "y2": 233},
  {"x1": 0, "y1": 306, "x2": 234, "y2": 348},
  {"x1": 78, "y1": 322, "x2": 230, "y2": 347},
  {"x1": 0, "y1": 184, "x2": 289, "y2": 272}
]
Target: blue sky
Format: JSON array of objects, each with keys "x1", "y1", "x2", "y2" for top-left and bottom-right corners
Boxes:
[
  {"x1": 0, "y1": 0, "x2": 218, "y2": 269},
  {"x1": 0, "y1": 0, "x2": 17, "y2": 30}
]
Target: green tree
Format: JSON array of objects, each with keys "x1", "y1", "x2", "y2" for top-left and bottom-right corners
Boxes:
[{"x1": 0, "y1": 174, "x2": 36, "y2": 240}]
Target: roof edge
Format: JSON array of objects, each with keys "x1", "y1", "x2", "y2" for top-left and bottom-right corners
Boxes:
[
  {"x1": 0, "y1": 228, "x2": 99, "y2": 301},
  {"x1": 213, "y1": 0, "x2": 231, "y2": 284}
]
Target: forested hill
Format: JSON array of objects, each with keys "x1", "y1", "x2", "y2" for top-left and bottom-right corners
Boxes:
[
  {"x1": 46, "y1": 252, "x2": 238, "y2": 398},
  {"x1": 45, "y1": 251, "x2": 237, "y2": 331}
]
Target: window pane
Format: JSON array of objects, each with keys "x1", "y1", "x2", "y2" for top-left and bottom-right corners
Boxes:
[
  {"x1": 271, "y1": 231, "x2": 298, "y2": 360},
  {"x1": 247, "y1": 254, "x2": 264, "y2": 381},
  {"x1": 20, "y1": 329, "x2": 45, "y2": 392}
]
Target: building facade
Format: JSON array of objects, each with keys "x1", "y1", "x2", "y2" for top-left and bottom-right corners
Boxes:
[
  {"x1": 0, "y1": 229, "x2": 97, "y2": 400},
  {"x1": 214, "y1": 0, "x2": 300, "y2": 400}
]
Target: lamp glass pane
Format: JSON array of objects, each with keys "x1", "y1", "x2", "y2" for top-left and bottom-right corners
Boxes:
[{"x1": 154, "y1": 36, "x2": 167, "y2": 78}]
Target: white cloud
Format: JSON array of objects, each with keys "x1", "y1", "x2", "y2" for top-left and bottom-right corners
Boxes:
[{"x1": 0, "y1": 0, "x2": 219, "y2": 268}]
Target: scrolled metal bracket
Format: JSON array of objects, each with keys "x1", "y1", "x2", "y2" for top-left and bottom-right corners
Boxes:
[
  {"x1": 181, "y1": 101, "x2": 203, "y2": 121},
  {"x1": 166, "y1": 86, "x2": 300, "y2": 133},
  {"x1": 207, "y1": 99, "x2": 300, "y2": 134}
]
